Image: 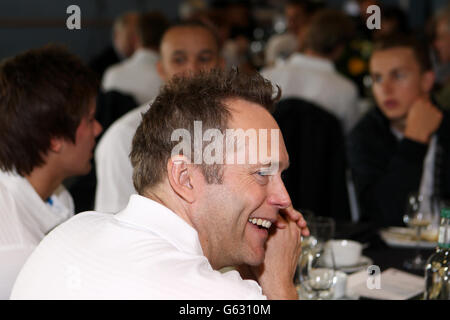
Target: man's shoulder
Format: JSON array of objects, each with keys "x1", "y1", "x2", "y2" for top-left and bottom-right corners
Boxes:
[
  {"x1": 0, "y1": 177, "x2": 18, "y2": 214},
  {"x1": 349, "y1": 108, "x2": 389, "y2": 144},
  {"x1": 331, "y1": 72, "x2": 358, "y2": 95},
  {"x1": 102, "y1": 60, "x2": 128, "y2": 81}
]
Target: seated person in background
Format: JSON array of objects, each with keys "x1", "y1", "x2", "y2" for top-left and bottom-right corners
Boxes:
[
  {"x1": 262, "y1": 9, "x2": 360, "y2": 134},
  {"x1": 264, "y1": 0, "x2": 319, "y2": 67},
  {"x1": 102, "y1": 11, "x2": 169, "y2": 105},
  {"x1": 95, "y1": 21, "x2": 223, "y2": 213},
  {"x1": 432, "y1": 5, "x2": 450, "y2": 110},
  {"x1": 0, "y1": 45, "x2": 102, "y2": 298},
  {"x1": 11, "y1": 69, "x2": 309, "y2": 300},
  {"x1": 348, "y1": 35, "x2": 450, "y2": 228},
  {"x1": 89, "y1": 11, "x2": 140, "y2": 79}
]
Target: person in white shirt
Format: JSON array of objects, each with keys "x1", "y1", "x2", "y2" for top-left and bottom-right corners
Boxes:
[
  {"x1": 102, "y1": 11, "x2": 169, "y2": 105},
  {"x1": 262, "y1": 9, "x2": 361, "y2": 133},
  {"x1": 264, "y1": 0, "x2": 319, "y2": 67},
  {"x1": 95, "y1": 21, "x2": 224, "y2": 213},
  {"x1": 11, "y1": 69, "x2": 310, "y2": 300},
  {"x1": 0, "y1": 45, "x2": 103, "y2": 299}
]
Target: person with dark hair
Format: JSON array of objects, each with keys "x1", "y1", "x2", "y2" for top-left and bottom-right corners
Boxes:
[
  {"x1": 0, "y1": 45, "x2": 102, "y2": 299},
  {"x1": 95, "y1": 21, "x2": 224, "y2": 213},
  {"x1": 432, "y1": 5, "x2": 450, "y2": 110},
  {"x1": 264, "y1": 0, "x2": 323, "y2": 67},
  {"x1": 11, "y1": 69, "x2": 309, "y2": 300},
  {"x1": 102, "y1": 11, "x2": 170, "y2": 105},
  {"x1": 262, "y1": 9, "x2": 361, "y2": 133},
  {"x1": 372, "y1": 5, "x2": 410, "y2": 40},
  {"x1": 89, "y1": 11, "x2": 140, "y2": 79},
  {"x1": 348, "y1": 34, "x2": 450, "y2": 228}
]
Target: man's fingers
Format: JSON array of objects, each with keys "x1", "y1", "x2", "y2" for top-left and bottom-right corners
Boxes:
[
  {"x1": 276, "y1": 207, "x2": 310, "y2": 236},
  {"x1": 301, "y1": 226, "x2": 310, "y2": 237}
]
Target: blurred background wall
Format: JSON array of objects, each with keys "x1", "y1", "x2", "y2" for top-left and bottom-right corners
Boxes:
[{"x1": 0, "y1": 0, "x2": 449, "y2": 63}]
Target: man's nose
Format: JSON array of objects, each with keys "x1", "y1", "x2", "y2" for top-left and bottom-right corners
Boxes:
[
  {"x1": 267, "y1": 176, "x2": 292, "y2": 209},
  {"x1": 381, "y1": 79, "x2": 393, "y2": 94},
  {"x1": 94, "y1": 120, "x2": 103, "y2": 137}
]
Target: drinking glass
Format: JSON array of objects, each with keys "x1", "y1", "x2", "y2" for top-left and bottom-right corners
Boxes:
[
  {"x1": 297, "y1": 216, "x2": 336, "y2": 299},
  {"x1": 403, "y1": 193, "x2": 432, "y2": 270}
]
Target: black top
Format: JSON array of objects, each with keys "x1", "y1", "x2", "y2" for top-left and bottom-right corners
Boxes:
[
  {"x1": 273, "y1": 98, "x2": 351, "y2": 222},
  {"x1": 347, "y1": 107, "x2": 450, "y2": 228},
  {"x1": 88, "y1": 45, "x2": 120, "y2": 80}
]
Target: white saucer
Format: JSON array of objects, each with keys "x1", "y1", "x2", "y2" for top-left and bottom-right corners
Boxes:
[{"x1": 337, "y1": 256, "x2": 373, "y2": 274}]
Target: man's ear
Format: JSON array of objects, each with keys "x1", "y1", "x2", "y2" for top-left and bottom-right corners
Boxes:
[
  {"x1": 421, "y1": 70, "x2": 435, "y2": 93},
  {"x1": 156, "y1": 60, "x2": 168, "y2": 82},
  {"x1": 49, "y1": 137, "x2": 64, "y2": 153},
  {"x1": 167, "y1": 155, "x2": 196, "y2": 203}
]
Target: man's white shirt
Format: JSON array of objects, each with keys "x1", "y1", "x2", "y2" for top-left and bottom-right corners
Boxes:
[
  {"x1": 0, "y1": 171, "x2": 74, "y2": 299},
  {"x1": 11, "y1": 195, "x2": 266, "y2": 300},
  {"x1": 261, "y1": 53, "x2": 360, "y2": 133},
  {"x1": 102, "y1": 48, "x2": 162, "y2": 105},
  {"x1": 94, "y1": 103, "x2": 151, "y2": 213}
]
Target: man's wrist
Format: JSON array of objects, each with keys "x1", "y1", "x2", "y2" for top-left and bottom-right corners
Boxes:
[
  {"x1": 264, "y1": 282, "x2": 298, "y2": 300},
  {"x1": 403, "y1": 127, "x2": 430, "y2": 144}
]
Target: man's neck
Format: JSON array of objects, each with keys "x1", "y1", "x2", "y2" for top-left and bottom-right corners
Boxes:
[
  {"x1": 144, "y1": 184, "x2": 223, "y2": 269},
  {"x1": 144, "y1": 184, "x2": 194, "y2": 228},
  {"x1": 25, "y1": 165, "x2": 64, "y2": 201}
]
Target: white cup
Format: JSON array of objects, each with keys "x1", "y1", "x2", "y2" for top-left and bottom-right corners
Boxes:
[
  {"x1": 322, "y1": 239, "x2": 363, "y2": 268},
  {"x1": 332, "y1": 271, "x2": 348, "y2": 299}
]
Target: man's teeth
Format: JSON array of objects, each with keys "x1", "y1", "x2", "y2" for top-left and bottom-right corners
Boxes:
[{"x1": 248, "y1": 218, "x2": 272, "y2": 229}]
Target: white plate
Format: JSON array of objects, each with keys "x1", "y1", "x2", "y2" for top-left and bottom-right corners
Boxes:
[
  {"x1": 318, "y1": 255, "x2": 373, "y2": 274},
  {"x1": 338, "y1": 256, "x2": 373, "y2": 274},
  {"x1": 379, "y1": 227, "x2": 438, "y2": 249}
]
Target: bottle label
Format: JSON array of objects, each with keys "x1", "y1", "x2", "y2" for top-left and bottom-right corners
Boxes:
[{"x1": 438, "y1": 225, "x2": 450, "y2": 248}]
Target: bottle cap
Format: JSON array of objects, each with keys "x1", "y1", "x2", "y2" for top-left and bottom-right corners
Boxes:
[{"x1": 441, "y1": 208, "x2": 450, "y2": 219}]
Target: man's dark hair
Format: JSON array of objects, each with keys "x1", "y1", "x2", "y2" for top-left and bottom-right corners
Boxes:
[
  {"x1": 130, "y1": 69, "x2": 280, "y2": 195},
  {"x1": 0, "y1": 44, "x2": 98, "y2": 176},
  {"x1": 303, "y1": 9, "x2": 355, "y2": 56},
  {"x1": 138, "y1": 11, "x2": 170, "y2": 49},
  {"x1": 372, "y1": 34, "x2": 432, "y2": 72}
]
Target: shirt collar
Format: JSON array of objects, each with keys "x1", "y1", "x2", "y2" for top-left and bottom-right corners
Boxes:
[
  {"x1": 114, "y1": 195, "x2": 204, "y2": 256},
  {"x1": 288, "y1": 53, "x2": 335, "y2": 73},
  {"x1": 0, "y1": 171, "x2": 71, "y2": 235}
]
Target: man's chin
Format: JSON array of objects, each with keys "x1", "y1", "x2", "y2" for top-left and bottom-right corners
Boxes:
[
  {"x1": 245, "y1": 248, "x2": 266, "y2": 267},
  {"x1": 381, "y1": 109, "x2": 407, "y2": 123}
]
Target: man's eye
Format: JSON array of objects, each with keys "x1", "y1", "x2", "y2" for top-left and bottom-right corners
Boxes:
[
  {"x1": 394, "y1": 72, "x2": 406, "y2": 80},
  {"x1": 173, "y1": 57, "x2": 185, "y2": 64},
  {"x1": 371, "y1": 75, "x2": 382, "y2": 84},
  {"x1": 198, "y1": 55, "x2": 212, "y2": 63}
]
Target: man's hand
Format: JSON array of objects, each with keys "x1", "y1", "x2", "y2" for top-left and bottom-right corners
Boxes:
[
  {"x1": 238, "y1": 211, "x2": 304, "y2": 300},
  {"x1": 275, "y1": 206, "x2": 310, "y2": 237},
  {"x1": 404, "y1": 97, "x2": 443, "y2": 144}
]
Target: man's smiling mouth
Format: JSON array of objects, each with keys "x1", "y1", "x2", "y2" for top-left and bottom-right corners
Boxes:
[{"x1": 248, "y1": 218, "x2": 272, "y2": 229}]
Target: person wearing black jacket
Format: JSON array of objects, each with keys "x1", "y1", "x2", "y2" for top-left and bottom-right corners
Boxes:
[{"x1": 348, "y1": 35, "x2": 450, "y2": 228}]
